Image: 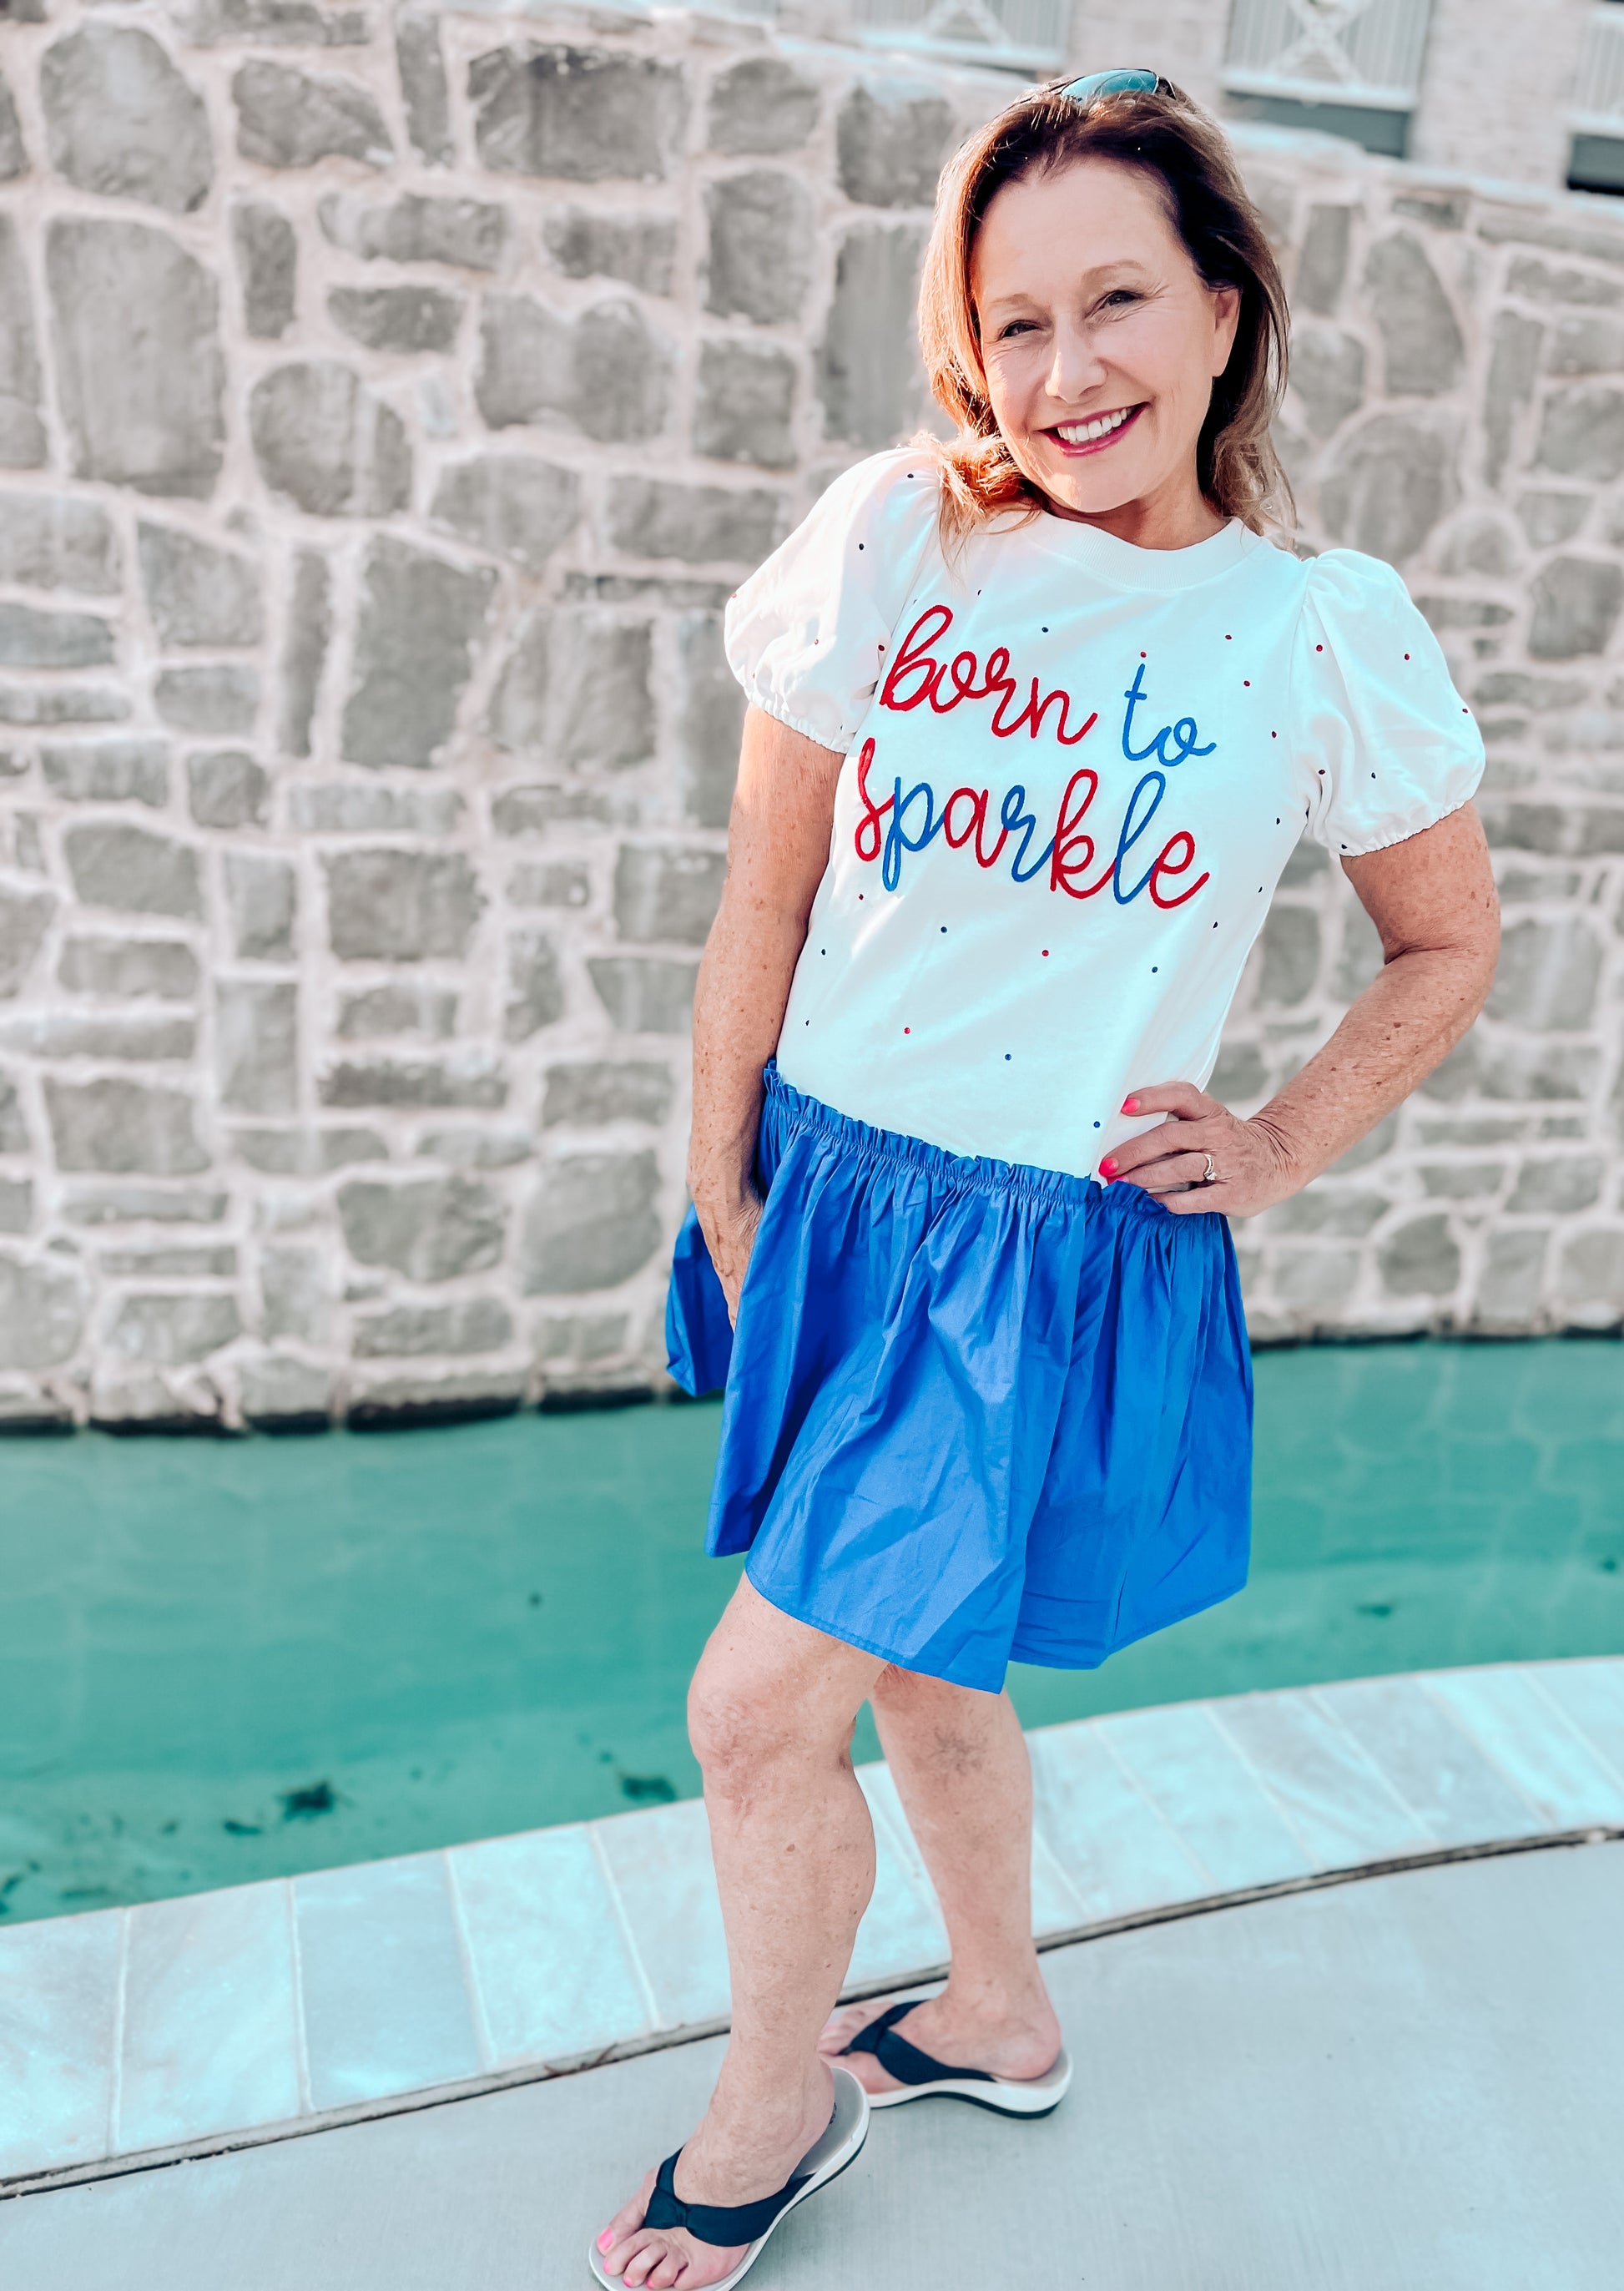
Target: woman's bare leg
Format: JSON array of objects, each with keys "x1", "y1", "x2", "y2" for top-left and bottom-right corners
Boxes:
[
  {"x1": 597, "y1": 1579, "x2": 885, "y2": 2290},
  {"x1": 821, "y1": 1668, "x2": 1061, "y2": 2090}
]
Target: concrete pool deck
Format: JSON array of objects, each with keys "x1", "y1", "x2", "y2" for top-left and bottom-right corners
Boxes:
[
  {"x1": 4, "y1": 1839, "x2": 1621, "y2": 2290},
  {"x1": 2, "y1": 1657, "x2": 1622, "y2": 2205}
]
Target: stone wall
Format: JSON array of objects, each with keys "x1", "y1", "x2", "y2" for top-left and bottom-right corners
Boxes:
[
  {"x1": 1, "y1": 3, "x2": 1623, "y2": 1431},
  {"x1": 1216, "y1": 152, "x2": 1624, "y2": 1344}
]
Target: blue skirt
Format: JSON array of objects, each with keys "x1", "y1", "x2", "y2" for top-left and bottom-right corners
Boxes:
[{"x1": 666, "y1": 1065, "x2": 1252, "y2": 1693}]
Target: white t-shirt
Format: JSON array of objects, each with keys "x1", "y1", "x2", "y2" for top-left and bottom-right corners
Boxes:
[{"x1": 724, "y1": 449, "x2": 1484, "y2": 1181}]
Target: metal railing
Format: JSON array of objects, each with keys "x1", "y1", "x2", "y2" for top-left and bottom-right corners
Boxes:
[
  {"x1": 1572, "y1": 3, "x2": 1624, "y2": 132},
  {"x1": 1223, "y1": 0, "x2": 1433, "y2": 113}
]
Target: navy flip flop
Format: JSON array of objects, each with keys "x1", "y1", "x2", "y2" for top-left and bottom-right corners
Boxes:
[
  {"x1": 841, "y1": 1998, "x2": 1072, "y2": 2116},
  {"x1": 588, "y1": 2065, "x2": 870, "y2": 2290}
]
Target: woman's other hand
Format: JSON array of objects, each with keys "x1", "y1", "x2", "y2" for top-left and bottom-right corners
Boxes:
[
  {"x1": 1098, "y1": 1082, "x2": 1297, "y2": 1217},
  {"x1": 697, "y1": 1188, "x2": 764, "y2": 1325},
  {"x1": 688, "y1": 707, "x2": 845, "y2": 1323}
]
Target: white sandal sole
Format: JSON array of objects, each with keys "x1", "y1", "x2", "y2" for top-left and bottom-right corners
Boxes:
[{"x1": 865, "y1": 2044, "x2": 1072, "y2": 2115}]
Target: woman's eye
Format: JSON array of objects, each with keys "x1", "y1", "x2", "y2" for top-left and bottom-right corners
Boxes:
[
  {"x1": 997, "y1": 319, "x2": 1036, "y2": 340},
  {"x1": 1102, "y1": 289, "x2": 1139, "y2": 310}
]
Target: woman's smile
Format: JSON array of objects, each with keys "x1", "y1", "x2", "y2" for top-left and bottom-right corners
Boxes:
[{"x1": 1049, "y1": 403, "x2": 1144, "y2": 452}]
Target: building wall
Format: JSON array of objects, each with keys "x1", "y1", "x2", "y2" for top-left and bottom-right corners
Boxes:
[
  {"x1": 1407, "y1": 0, "x2": 1594, "y2": 188},
  {"x1": 1069, "y1": 0, "x2": 1605, "y2": 194},
  {"x1": 1, "y1": 3, "x2": 1624, "y2": 1431}
]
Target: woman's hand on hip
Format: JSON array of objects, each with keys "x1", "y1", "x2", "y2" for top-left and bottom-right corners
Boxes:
[
  {"x1": 1099, "y1": 1082, "x2": 1299, "y2": 1218},
  {"x1": 696, "y1": 1187, "x2": 764, "y2": 1325}
]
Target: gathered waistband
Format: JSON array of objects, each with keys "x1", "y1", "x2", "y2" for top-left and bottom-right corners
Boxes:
[{"x1": 760, "y1": 1062, "x2": 1172, "y2": 1223}]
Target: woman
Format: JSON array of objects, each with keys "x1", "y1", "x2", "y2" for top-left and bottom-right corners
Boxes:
[{"x1": 592, "y1": 68, "x2": 1498, "y2": 2291}]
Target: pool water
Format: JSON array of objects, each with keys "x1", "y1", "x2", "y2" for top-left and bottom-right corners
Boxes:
[{"x1": 2, "y1": 1341, "x2": 1621, "y2": 1925}]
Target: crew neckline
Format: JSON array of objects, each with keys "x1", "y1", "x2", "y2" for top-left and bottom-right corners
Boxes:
[{"x1": 1014, "y1": 510, "x2": 1265, "y2": 593}]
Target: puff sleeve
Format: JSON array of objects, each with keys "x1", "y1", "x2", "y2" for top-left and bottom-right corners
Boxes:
[
  {"x1": 1294, "y1": 550, "x2": 1485, "y2": 856},
  {"x1": 723, "y1": 450, "x2": 943, "y2": 752}
]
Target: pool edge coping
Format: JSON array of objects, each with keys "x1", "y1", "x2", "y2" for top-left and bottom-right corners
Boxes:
[
  {"x1": 3, "y1": 1656, "x2": 1624, "y2": 2198},
  {"x1": 6, "y1": 1820, "x2": 1622, "y2": 2203}
]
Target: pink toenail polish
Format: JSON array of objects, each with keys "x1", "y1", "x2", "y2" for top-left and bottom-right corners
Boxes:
[{"x1": 597, "y1": 2230, "x2": 614, "y2": 2250}]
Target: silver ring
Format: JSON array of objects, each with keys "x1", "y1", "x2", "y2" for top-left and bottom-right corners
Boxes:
[{"x1": 1201, "y1": 1153, "x2": 1218, "y2": 1185}]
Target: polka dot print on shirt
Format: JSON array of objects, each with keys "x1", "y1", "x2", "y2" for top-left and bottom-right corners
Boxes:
[{"x1": 724, "y1": 449, "x2": 1483, "y2": 1174}]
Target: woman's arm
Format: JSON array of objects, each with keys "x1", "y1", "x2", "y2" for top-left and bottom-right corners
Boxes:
[
  {"x1": 689, "y1": 705, "x2": 845, "y2": 1315},
  {"x1": 1105, "y1": 802, "x2": 1500, "y2": 1215}
]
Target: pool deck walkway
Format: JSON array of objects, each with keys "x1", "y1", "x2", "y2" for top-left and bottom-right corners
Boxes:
[
  {"x1": 4, "y1": 1837, "x2": 1621, "y2": 2289},
  {"x1": 2, "y1": 1657, "x2": 1622, "y2": 2208}
]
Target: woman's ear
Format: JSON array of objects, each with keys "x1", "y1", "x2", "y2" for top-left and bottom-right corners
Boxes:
[{"x1": 1210, "y1": 282, "x2": 1242, "y2": 376}]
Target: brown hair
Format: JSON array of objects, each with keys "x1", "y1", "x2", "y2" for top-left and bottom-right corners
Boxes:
[{"x1": 916, "y1": 79, "x2": 1292, "y2": 547}]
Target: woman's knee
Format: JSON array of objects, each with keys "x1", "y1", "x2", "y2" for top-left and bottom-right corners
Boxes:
[
  {"x1": 870, "y1": 1663, "x2": 966, "y2": 1722},
  {"x1": 688, "y1": 1641, "x2": 855, "y2": 1790},
  {"x1": 688, "y1": 1644, "x2": 793, "y2": 1784},
  {"x1": 689, "y1": 1581, "x2": 880, "y2": 1786},
  {"x1": 870, "y1": 1664, "x2": 1009, "y2": 1762}
]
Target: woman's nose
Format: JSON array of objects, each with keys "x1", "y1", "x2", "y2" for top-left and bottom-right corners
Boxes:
[{"x1": 1045, "y1": 323, "x2": 1108, "y2": 406}]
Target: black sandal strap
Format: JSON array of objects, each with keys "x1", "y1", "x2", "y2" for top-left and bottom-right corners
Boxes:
[
  {"x1": 840, "y1": 2001, "x2": 995, "y2": 2088},
  {"x1": 643, "y1": 2149, "x2": 813, "y2": 2248}
]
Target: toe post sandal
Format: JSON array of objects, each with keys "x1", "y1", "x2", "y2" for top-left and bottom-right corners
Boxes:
[
  {"x1": 841, "y1": 2000, "x2": 1072, "y2": 2117},
  {"x1": 588, "y1": 2065, "x2": 869, "y2": 2291}
]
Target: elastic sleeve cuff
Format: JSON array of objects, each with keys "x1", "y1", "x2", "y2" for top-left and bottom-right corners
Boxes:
[{"x1": 1330, "y1": 785, "x2": 1480, "y2": 860}]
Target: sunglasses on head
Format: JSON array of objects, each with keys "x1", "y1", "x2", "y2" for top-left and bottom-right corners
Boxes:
[{"x1": 1057, "y1": 67, "x2": 1173, "y2": 103}]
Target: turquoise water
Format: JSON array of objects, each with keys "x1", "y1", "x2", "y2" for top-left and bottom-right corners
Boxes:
[{"x1": 1, "y1": 1340, "x2": 1621, "y2": 1925}]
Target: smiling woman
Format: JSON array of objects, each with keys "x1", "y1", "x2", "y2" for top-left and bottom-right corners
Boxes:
[
  {"x1": 970, "y1": 169, "x2": 1243, "y2": 531},
  {"x1": 595, "y1": 73, "x2": 1500, "y2": 2291},
  {"x1": 921, "y1": 80, "x2": 1291, "y2": 552}
]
